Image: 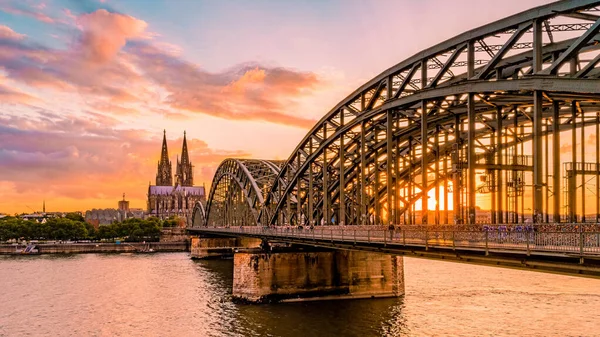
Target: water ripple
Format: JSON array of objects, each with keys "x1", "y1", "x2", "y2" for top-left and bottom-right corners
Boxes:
[{"x1": 0, "y1": 254, "x2": 599, "y2": 336}]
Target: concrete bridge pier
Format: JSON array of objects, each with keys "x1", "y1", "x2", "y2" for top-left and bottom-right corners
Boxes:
[
  {"x1": 232, "y1": 248, "x2": 404, "y2": 303},
  {"x1": 190, "y1": 236, "x2": 262, "y2": 259}
]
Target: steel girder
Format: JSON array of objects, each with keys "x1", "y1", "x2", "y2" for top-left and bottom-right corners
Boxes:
[
  {"x1": 257, "y1": 0, "x2": 600, "y2": 226},
  {"x1": 200, "y1": 1, "x2": 600, "y2": 227},
  {"x1": 191, "y1": 201, "x2": 207, "y2": 228},
  {"x1": 202, "y1": 159, "x2": 283, "y2": 227}
]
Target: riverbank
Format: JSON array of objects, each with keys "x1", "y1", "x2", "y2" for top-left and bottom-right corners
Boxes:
[{"x1": 0, "y1": 242, "x2": 188, "y2": 255}]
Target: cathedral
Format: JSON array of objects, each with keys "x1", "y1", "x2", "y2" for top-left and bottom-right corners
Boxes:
[{"x1": 147, "y1": 131, "x2": 206, "y2": 225}]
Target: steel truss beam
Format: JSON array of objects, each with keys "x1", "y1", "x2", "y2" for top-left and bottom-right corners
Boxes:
[{"x1": 200, "y1": 1, "x2": 600, "y2": 227}]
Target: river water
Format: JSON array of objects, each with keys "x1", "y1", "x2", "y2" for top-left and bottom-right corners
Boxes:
[{"x1": 0, "y1": 253, "x2": 598, "y2": 337}]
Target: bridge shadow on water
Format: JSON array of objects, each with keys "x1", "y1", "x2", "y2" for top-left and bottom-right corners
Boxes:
[{"x1": 191, "y1": 258, "x2": 409, "y2": 337}]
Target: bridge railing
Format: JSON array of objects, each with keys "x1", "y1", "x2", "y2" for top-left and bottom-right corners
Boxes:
[{"x1": 196, "y1": 226, "x2": 600, "y2": 256}]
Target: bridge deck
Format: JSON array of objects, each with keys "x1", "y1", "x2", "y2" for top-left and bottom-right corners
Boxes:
[{"x1": 189, "y1": 226, "x2": 600, "y2": 278}]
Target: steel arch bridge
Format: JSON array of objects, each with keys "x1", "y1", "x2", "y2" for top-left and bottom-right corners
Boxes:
[
  {"x1": 192, "y1": 159, "x2": 284, "y2": 227},
  {"x1": 194, "y1": 0, "x2": 600, "y2": 228}
]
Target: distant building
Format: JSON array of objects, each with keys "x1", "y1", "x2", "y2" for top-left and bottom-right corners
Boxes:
[
  {"x1": 85, "y1": 209, "x2": 123, "y2": 228},
  {"x1": 18, "y1": 211, "x2": 75, "y2": 223},
  {"x1": 118, "y1": 193, "x2": 130, "y2": 212},
  {"x1": 129, "y1": 208, "x2": 145, "y2": 219},
  {"x1": 147, "y1": 131, "x2": 206, "y2": 225},
  {"x1": 84, "y1": 195, "x2": 144, "y2": 228}
]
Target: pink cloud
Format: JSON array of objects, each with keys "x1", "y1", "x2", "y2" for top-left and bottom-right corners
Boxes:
[
  {"x1": 0, "y1": 10, "x2": 322, "y2": 127},
  {"x1": 0, "y1": 25, "x2": 25, "y2": 40},
  {"x1": 77, "y1": 9, "x2": 147, "y2": 64},
  {"x1": 130, "y1": 44, "x2": 320, "y2": 127},
  {"x1": 0, "y1": 113, "x2": 248, "y2": 213},
  {"x1": 0, "y1": 3, "x2": 55, "y2": 23},
  {"x1": 0, "y1": 84, "x2": 39, "y2": 104}
]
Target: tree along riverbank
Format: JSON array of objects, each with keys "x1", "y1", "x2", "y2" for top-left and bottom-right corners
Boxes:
[{"x1": 0, "y1": 214, "x2": 179, "y2": 243}]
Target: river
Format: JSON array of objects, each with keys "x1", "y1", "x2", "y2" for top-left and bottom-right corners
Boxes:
[{"x1": 0, "y1": 253, "x2": 598, "y2": 336}]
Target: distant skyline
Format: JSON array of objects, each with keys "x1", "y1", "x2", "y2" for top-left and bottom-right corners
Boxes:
[{"x1": 0, "y1": 0, "x2": 554, "y2": 214}]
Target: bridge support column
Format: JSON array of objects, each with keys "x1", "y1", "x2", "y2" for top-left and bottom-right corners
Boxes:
[
  {"x1": 190, "y1": 236, "x2": 262, "y2": 259},
  {"x1": 232, "y1": 249, "x2": 404, "y2": 303}
]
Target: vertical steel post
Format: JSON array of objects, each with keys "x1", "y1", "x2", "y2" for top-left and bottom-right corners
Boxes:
[
  {"x1": 395, "y1": 129, "x2": 402, "y2": 226},
  {"x1": 467, "y1": 40, "x2": 475, "y2": 79},
  {"x1": 361, "y1": 121, "x2": 367, "y2": 225},
  {"x1": 491, "y1": 123, "x2": 497, "y2": 224},
  {"x1": 323, "y1": 125, "x2": 329, "y2": 225},
  {"x1": 581, "y1": 111, "x2": 586, "y2": 222},
  {"x1": 571, "y1": 101, "x2": 577, "y2": 222},
  {"x1": 497, "y1": 106, "x2": 504, "y2": 223},
  {"x1": 387, "y1": 111, "x2": 394, "y2": 225},
  {"x1": 435, "y1": 125, "x2": 440, "y2": 224},
  {"x1": 287, "y1": 169, "x2": 292, "y2": 225},
  {"x1": 521, "y1": 125, "x2": 525, "y2": 224},
  {"x1": 545, "y1": 118, "x2": 550, "y2": 223},
  {"x1": 340, "y1": 112, "x2": 346, "y2": 226},
  {"x1": 297, "y1": 157, "x2": 302, "y2": 226},
  {"x1": 513, "y1": 108, "x2": 519, "y2": 223},
  {"x1": 408, "y1": 137, "x2": 413, "y2": 224},
  {"x1": 309, "y1": 161, "x2": 314, "y2": 226},
  {"x1": 553, "y1": 101, "x2": 561, "y2": 222},
  {"x1": 375, "y1": 138, "x2": 381, "y2": 226},
  {"x1": 422, "y1": 99, "x2": 429, "y2": 224},
  {"x1": 444, "y1": 132, "x2": 449, "y2": 224},
  {"x1": 421, "y1": 58, "x2": 428, "y2": 225},
  {"x1": 467, "y1": 92, "x2": 476, "y2": 224},
  {"x1": 597, "y1": 113, "x2": 599, "y2": 222},
  {"x1": 453, "y1": 114, "x2": 461, "y2": 223},
  {"x1": 533, "y1": 91, "x2": 543, "y2": 222},
  {"x1": 533, "y1": 19, "x2": 543, "y2": 73}
]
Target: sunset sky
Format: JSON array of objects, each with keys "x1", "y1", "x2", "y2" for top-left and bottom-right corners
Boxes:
[{"x1": 0, "y1": 0, "x2": 555, "y2": 214}]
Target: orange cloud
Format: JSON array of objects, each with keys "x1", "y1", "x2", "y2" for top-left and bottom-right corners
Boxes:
[
  {"x1": 0, "y1": 84, "x2": 39, "y2": 104},
  {"x1": 0, "y1": 15, "x2": 321, "y2": 128},
  {"x1": 130, "y1": 43, "x2": 320, "y2": 128},
  {"x1": 226, "y1": 68, "x2": 267, "y2": 93},
  {"x1": 77, "y1": 9, "x2": 147, "y2": 64},
  {"x1": 0, "y1": 113, "x2": 248, "y2": 214}
]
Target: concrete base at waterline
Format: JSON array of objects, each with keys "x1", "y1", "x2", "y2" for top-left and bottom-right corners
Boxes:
[
  {"x1": 190, "y1": 236, "x2": 262, "y2": 259},
  {"x1": 232, "y1": 249, "x2": 404, "y2": 303}
]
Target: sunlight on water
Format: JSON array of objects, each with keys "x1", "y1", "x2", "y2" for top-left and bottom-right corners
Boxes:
[{"x1": 0, "y1": 253, "x2": 598, "y2": 336}]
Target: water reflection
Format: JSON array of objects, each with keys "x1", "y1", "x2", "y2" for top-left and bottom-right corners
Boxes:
[
  {"x1": 192, "y1": 259, "x2": 408, "y2": 337},
  {"x1": 1, "y1": 253, "x2": 598, "y2": 337}
]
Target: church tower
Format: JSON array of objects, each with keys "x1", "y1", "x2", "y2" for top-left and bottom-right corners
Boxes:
[
  {"x1": 156, "y1": 130, "x2": 173, "y2": 186},
  {"x1": 176, "y1": 131, "x2": 194, "y2": 187}
]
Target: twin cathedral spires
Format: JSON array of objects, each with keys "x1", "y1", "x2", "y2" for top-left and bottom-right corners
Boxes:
[{"x1": 156, "y1": 130, "x2": 194, "y2": 187}]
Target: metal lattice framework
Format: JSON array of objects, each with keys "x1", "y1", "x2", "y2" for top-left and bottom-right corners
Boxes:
[
  {"x1": 194, "y1": 159, "x2": 283, "y2": 227},
  {"x1": 198, "y1": 0, "x2": 600, "y2": 227}
]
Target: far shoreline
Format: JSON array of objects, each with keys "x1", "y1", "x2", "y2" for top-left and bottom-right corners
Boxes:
[{"x1": 0, "y1": 241, "x2": 188, "y2": 255}]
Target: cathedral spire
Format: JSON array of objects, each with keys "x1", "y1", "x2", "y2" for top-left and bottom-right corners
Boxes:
[
  {"x1": 160, "y1": 129, "x2": 169, "y2": 165},
  {"x1": 181, "y1": 131, "x2": 189, "y2": 166},
  {"x1": 176, "y1": 131, "x2": 194, "y2": 187},
  {"x1": 156, "y1": 130, "x2": 173, "y2": 186}
]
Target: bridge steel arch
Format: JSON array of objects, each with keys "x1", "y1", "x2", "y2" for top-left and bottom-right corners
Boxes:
[
  {"x1": 255, "y1": 0, "x2": 600, "y2": 227},
  {"x1": 199, "y1": 0, "x2": 600, "y2": 228},
  {"x1": 200, "y1": 159, "x2": 283, "y2": 227},
  {"x1": 191, "y1": 201, "x2": 207, "y2": 228}
]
